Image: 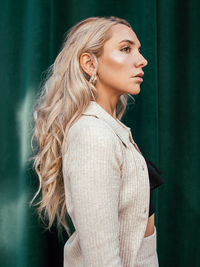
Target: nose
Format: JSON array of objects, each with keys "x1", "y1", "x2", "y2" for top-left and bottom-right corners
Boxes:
[
  {"x1": 142, "y1": 56, "x2": 148, "y2": 67},
  {"x1": 135, "y1": 54, "x2": 148, "y2": 68}
]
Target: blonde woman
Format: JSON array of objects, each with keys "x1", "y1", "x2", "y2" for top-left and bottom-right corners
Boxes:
[{"x1": 30, "y1": 16, "x2": 164, "y2": 266}]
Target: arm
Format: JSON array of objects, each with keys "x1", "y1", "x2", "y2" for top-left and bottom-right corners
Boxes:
[{"x1": 63, "y1": 120, "x2": 123, "y2": 267}]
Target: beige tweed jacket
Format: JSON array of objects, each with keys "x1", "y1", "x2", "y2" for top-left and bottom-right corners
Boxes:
[{"x1": 62, "y1": 100, "x2": 150, "y2": 266}]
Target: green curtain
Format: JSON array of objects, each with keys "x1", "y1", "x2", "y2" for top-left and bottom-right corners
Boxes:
[{"x1": 1, "y1": 0, "x2": 199, "y2": 266}]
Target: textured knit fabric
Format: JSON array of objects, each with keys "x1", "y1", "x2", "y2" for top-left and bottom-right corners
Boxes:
[
  {"x1": 134, "y1": 226, "x2": 159, "y2": 267},
  {"x1": 62, "y1": 100, "x2": 158, "y2": 267}
]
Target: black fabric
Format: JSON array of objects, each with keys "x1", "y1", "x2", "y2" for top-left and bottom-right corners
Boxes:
[{"x1": 144, "y1": 157, "x2": 164, "y2": 217}]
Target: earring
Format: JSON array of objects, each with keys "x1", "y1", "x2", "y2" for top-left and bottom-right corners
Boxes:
[
  {"x1": 89, "y1": 73, "x2": 97, "y2": 86},
  {"x1": 89, "y1": 73, "x2": 97, "y2": 100}
]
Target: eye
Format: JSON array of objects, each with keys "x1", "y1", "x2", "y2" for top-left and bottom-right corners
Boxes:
[{"x1": 120, "y1": 46, "x2": 131, "y2": 53}]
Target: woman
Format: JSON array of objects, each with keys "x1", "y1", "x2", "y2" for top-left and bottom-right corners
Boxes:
[{"x1": 30, "y1": 16, "x2": 164, "y2": 266}]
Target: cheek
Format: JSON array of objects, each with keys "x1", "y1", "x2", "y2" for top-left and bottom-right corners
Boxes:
[
  {"x1": 98, "y1": 51, "x2": 129, "y2": 81},
  {"x1": 107, "y1": 51, "x2": 128, "y2": 70}
]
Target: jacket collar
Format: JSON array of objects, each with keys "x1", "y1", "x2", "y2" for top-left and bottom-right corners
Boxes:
[{"x1": 82, "y1": 101, "x2": 136, "y2": 147}]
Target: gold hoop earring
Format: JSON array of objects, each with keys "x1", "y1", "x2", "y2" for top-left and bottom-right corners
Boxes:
[
  {"x1": 88, "y1": 73, "x2": 97, "y2": 101},
  {"x1": 89, "y1": 73, "x2": 97, "y2": 86}
]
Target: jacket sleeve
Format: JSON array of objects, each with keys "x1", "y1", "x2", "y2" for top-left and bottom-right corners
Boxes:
[{"x1": 63, "y1": 119, "x2": 123, "y2": 267}]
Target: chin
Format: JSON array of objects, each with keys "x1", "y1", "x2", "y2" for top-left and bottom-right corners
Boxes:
[
  {"x1": 120, "y1": 85, "x2": 141, "y2": 95},
  {"x1": 129, "y1": 86, "x2": 141, "y2": 95}
]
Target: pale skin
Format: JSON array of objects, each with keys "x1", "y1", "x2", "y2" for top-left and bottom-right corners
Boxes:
[{"x1": 80, "y1": 23, "x2": 155, "y2": 237}]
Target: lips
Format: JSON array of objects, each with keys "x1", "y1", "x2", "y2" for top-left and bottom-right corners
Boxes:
[{"x1": 134, "y1": 72, "x2": 144, "y2": 78}]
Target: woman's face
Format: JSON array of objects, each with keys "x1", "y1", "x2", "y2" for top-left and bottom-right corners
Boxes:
[{"x1": 96, "y1": 24, "x2": 148, "y2": 97}]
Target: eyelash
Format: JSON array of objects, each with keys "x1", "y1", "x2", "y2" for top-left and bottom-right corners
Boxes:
[
  {"x1": 120, "y1": 46, "x2": 131, "y2": 52},
  {"x1": 120, "y1": 46, "x2": 141, "y2": 53}
]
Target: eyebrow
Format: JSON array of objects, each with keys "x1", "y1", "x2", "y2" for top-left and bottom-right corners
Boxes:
[{"x1": 119, "y1": 39, "x2": 141, "y2": 48}]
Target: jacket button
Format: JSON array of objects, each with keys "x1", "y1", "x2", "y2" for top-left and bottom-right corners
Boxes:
[
  {"x1": 142, "y1": 165, "x2": 144, "y2": 171},
  {"x1": 144, "y1": 208, "x2": 147, "y2": 213}
]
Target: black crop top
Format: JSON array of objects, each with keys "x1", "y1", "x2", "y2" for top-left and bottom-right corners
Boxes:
[{"x1": 143, "y1": 157, "x2": 164, "y2": 217}]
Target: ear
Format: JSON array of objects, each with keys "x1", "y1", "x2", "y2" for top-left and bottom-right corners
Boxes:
[{"x1": 79, "y1": 52, "x2": 95, "y2": 77}]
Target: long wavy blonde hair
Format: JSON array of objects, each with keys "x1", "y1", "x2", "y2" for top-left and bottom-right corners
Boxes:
[{"x1": 30, "y1": 16, "x2": 135, "y2": 237}]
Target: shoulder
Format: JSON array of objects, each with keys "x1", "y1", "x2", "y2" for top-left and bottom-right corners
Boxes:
[
  {"x1": 67, "y1": 115, "x2": 117, "y2": 143},
  {"x1": 65, "y1": 115, "x2": 123, "y2": 162}
]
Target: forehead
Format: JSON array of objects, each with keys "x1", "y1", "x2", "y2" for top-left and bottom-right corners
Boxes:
[{"x1": 105, "y1": 24, "x2": 141, "y2": 47}]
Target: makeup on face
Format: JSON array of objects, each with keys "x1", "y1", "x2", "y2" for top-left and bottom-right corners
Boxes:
[{"x1": 96, "y1": 24, "x2": 148, "y2": 97}]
